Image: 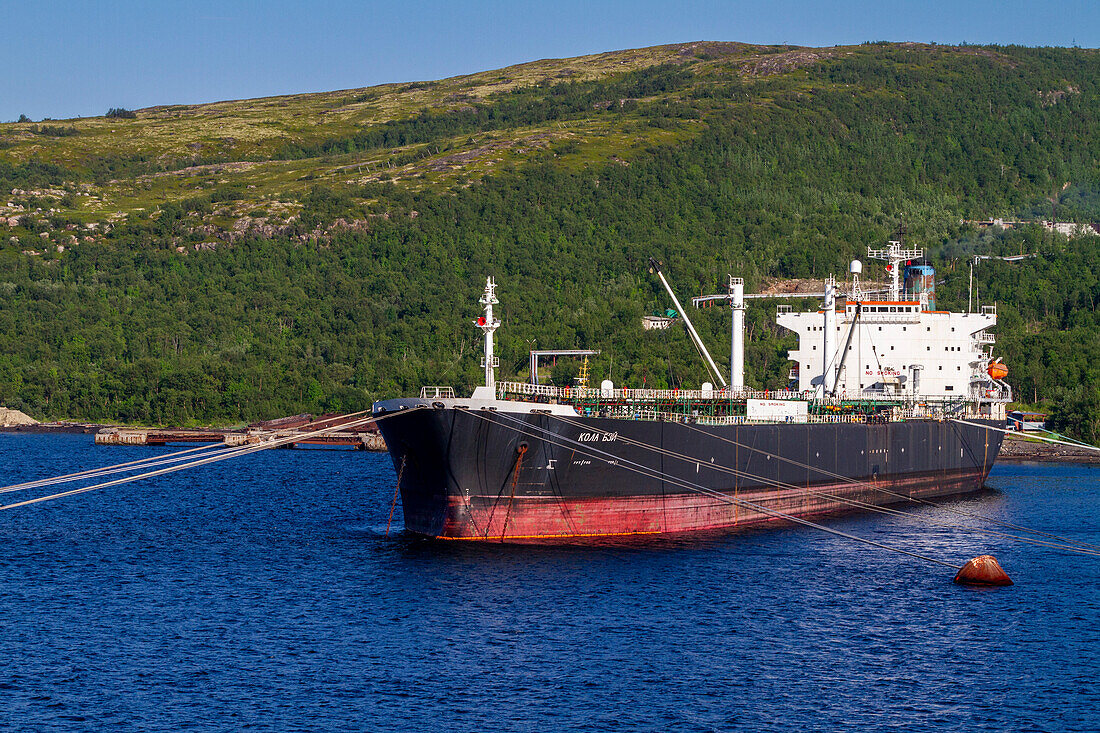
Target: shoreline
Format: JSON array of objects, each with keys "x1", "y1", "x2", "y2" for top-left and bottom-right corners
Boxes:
[
  {"x1": 0, "y1": 419, "x2": 386, "y2": 452},
  {"x1": 0, "y1": 422, "x2": 107, "y2": 434},
  {"x1": 997, "y1": 435, "x2": 1100, "y2": 465}
]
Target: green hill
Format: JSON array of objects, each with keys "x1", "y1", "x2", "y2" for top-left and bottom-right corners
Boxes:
[{"x1": 0, "y1": 41, "x2": 1098, "y2": 438}]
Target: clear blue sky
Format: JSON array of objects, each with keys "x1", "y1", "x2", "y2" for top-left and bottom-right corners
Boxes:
[{"x1": 3, "y1": 0, "x2": 1097, "y2": 122}]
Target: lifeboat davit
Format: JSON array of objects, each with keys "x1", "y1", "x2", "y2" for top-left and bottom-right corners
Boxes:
[{"x1": 987, "y1": 359, "x2": 1009, "y2": 380}]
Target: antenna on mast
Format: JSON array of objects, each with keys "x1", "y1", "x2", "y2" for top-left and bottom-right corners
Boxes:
[{"x1": 867, "y1": 239, "x2": 923, "y2": 302}]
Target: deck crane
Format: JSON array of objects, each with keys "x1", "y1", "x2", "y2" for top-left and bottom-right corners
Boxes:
[
  {"x1": 691, "y1": 277, "x2": 828, "y2": 393},
  {"x1": 692, "y1": 271, "x2": 895, "y2": 395}
]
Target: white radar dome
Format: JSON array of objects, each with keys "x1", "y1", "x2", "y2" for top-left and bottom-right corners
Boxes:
[
  {"x1": 601, "y1": 379, "x2": 614, "y2": 397},
  {"x1": 849, "y1": 260, "x2": 863, "y2": 274}
]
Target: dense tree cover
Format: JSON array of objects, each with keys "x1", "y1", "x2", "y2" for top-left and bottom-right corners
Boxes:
[
  {"x1": 934, "y1": 227, "x2": 1100, "y2": 435},
  {"x1": 0, "y1": 160, "x2": 75, "y2": 191},
  {"x1": 1047, "y1": 385, "x2": 1100, "y2": 444},
  {"x1": 1, "y1": 44, "x2": 1099, "y2": 432}
]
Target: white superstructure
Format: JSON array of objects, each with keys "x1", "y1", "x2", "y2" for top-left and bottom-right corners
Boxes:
[{"x1": 776, "y1": 244, "x2": 1006, "y2": 403}]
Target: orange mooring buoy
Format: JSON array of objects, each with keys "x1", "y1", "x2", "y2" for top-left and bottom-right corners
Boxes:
[{"x1": 953, "y1": 555, "x2": 1013, "y2": 586}]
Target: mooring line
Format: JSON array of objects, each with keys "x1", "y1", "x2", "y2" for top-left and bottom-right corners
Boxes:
[
  {"x1": 1029, "y1": 425, "x2": 1096, "y2": 449},
  {"x1": 473, "y1": 410, "x2": 961, "y2": 569},
  {"x1": 0, "y1": 442, "x2": 229, "y2": 495},
  {"x1": 0, "y1": 409, "x2": 413, "y2": 511},
  {"x1": 952, "y1": 418, "x2": 1100, "y2": 452},
  {"x1": 547, "y1": 413, "x2": 1100, "y2": 558},
  {"x1": 385, "y1": 455, "x2": 406, "y2": 537},
  {"x1": 499, "y1": 442, "x2": 527, "y2": 542},
  {"x1": 662, "y1": 415, "x2": 1100, "y2": 553}
]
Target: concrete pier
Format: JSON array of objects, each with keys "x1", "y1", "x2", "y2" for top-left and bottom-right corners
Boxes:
[{"x1": 95, "y1": 425, "x2": 386, "y2": 451}]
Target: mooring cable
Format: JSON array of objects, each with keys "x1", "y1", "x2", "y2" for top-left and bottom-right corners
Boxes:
[
  {"x1": 471, "y1": 410, "x2": 961, "y2": 569},
  {"x1": 0, "y1": 442, "x2": 235, "y2": 496},
  {"x1": 672, "y1": 417, "x2": 1100, "y2": 553},
  {"x1": 0, "y1": 409, "x2": 408, "y2": 511},
  {"x1": 547, "y1": 413, "x2": 1100, "y2": 557},
  {"x1": 657, "y1": 415, "x2": 1100, "y2": 553},
  {"x1": 0, "y1": 412, "x2": 380, "y2": 510},
  {"x1": 1029, "y1": 425, "x2": 1098, "y2": 449},
  {"x1": 952, "y1": 418, "x2": 1100, "y2": 453},
  {"x1": 538, "y1": 412, "x2": 1100, "y2": 558}
]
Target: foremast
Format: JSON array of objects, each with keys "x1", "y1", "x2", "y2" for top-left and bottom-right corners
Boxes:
[{"x1": 474, "y1": 276, "x2": 501, "y2": 397}]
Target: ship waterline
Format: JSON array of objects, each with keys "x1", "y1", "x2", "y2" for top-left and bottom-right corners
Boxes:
[{"x1": 375, "y1": 404, "x2": 1002, "y2": 542}]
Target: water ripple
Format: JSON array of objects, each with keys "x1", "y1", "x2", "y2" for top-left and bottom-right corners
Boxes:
[{"x1": 0, "y1": 433, "x2": 1097, "y2": 731}]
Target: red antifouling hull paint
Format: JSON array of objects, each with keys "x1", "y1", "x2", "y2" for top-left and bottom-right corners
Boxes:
[
  {"x1": 376, "y1": 406, "x2": 1004, "y2": 544},
  {"x1": 428, "y1": 468, "x2": 988, "y2": 542}
]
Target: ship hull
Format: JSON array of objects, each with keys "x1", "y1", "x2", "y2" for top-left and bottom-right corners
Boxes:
[{"x1": 376, "y1": 406, "x2": 1003, "y2": 542}]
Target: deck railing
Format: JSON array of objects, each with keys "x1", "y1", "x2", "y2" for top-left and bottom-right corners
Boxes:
[
  {"x1": 498, "y1": 381, "x2": 803, "y2": 402},
  {"x1": 496, "y1": 381, "x2": 1007, "y2": 423}
]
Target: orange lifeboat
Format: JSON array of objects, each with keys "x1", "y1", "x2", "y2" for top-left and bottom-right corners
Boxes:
[{"x1": 987, "y1": 360, "x2": 1009, "y2": 380}]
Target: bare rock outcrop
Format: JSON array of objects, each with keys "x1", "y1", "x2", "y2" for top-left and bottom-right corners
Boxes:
[{"x1": 0, "y1": 408, "x2": 38, "y2": 427}]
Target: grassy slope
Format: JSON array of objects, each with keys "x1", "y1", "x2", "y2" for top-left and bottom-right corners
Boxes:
[{"x1": 0, "y1": 42, "x2": 826, "y2": 227}]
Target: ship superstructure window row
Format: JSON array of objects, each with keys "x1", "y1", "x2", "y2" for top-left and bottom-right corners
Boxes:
[{"x1": 775, "y1": 245, "x2": 1000, "y2": 400}]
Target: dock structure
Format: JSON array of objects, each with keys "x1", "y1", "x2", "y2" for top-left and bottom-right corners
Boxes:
[
  {"x1": 95, "y1": 429, "x2": 250, "y2": 447},
  {"x1": 95, "y1": 415, "x2": 386, "y2": 451}
]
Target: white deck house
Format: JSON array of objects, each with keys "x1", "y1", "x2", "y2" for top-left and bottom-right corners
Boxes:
[{"x1": 776, "y1": 243, "x2": 1000, "y2": 401}]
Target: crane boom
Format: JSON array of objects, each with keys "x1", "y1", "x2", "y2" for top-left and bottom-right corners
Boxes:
[{"x1": 649, "y1": 259, "x2": 727, "y2": 388}]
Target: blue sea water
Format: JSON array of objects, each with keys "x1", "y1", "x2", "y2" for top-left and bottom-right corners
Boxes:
[{"x1": 0, "y1": 432, "x2": 1098, "y2": 732}]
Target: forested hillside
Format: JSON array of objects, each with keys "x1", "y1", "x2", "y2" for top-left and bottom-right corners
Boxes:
[{"x1": 0, "y1": 42, "x2": 1098, "y2": 436}]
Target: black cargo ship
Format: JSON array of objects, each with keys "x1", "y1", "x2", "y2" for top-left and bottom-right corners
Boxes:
[{"x1": 374, "y1": 244, "x2": 1011, "y2": 542}]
